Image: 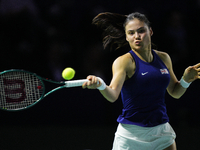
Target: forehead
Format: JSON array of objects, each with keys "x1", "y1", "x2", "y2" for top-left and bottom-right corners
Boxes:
[{"x1": 125, "y1": 18, "x2": 147, "y2": 31}]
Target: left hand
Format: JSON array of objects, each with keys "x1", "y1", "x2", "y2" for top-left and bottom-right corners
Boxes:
[{"x1": 183, "y1": 63, "x2": 200, "y2": 83}]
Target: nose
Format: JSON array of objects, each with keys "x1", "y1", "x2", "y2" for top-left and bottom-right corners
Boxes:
[{"x1": 135, "y1": 32, "x2": 140, "y2": 39}]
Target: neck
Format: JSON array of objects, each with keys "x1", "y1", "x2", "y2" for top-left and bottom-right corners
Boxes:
[{"x1": 132, "y1": 48, "x2": 153, "y2": 63}]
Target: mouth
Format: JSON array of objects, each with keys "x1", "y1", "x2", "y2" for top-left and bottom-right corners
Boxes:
[{"x1": 135, "y1": 41, "x2": 141, "y2": 45}]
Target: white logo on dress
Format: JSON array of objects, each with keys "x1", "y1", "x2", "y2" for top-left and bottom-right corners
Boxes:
[{"x1": 141, "y1": 72, "x2": 148, "y2": 75}]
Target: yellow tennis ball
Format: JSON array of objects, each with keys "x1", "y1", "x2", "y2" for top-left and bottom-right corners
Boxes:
[{"x1": 62, "y1": 67, "x2": 75, "y2": 80}]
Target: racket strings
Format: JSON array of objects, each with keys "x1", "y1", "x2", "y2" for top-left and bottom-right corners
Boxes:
[{"x1": 0, "y1": 71, "x2": 44, "y2": 110}]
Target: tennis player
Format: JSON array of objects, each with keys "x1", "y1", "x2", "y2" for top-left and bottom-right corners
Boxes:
[{"x1": 82, "y1": 12, "x2": 200, "y2": 150}]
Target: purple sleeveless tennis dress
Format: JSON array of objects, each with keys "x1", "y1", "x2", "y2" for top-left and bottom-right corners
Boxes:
[{"x1": 117, "y1": 50, "x2": 170, "y2": 127}]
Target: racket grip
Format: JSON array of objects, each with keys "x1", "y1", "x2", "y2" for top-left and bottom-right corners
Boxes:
[{"x1": 64, "y1": 79, "x2": 89, "y2": 87}]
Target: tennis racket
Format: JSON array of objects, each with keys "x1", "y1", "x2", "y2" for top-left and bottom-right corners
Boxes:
[{"x1": 0, "y1": 69, "x2": 88, "y2": 111}]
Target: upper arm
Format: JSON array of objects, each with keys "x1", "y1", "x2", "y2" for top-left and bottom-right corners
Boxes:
[{"x1": 109, "y1": 54, "x2": 134, "y2": 98}]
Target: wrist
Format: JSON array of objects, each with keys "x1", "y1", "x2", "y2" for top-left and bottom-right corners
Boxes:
[
  {"x1": 97, "y1": 77, "x2": 106, "y2": 90},
  {"x1": 180, "y1": 76, "x2": 191, "y2": 88}
]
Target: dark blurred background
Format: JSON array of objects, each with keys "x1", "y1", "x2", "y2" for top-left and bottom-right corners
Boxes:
[{"x1": 0, "y1": 0, "x2": 200, "y2": 149}]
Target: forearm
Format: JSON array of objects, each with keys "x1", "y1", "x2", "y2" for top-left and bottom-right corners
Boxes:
[
  {"x1": 99, "y1": 86, "x2": 120, "y2": 103},
  {"x1": 82, "y1": 75, "x2": 124, "y2": 103},
  {"x1": 168, "y1": 81, "x2": 187, "y2": 99},
  {"x1": 167, "y1": 76, "x2": 193, "y2": 99}
]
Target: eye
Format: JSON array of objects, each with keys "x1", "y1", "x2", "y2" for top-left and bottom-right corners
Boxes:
[
  {"x1": 138, "y1": 29, "x2": 146, "y2": 33},
  {"x1": 128, "y1": 31, "x2": 134, "y2": 35}
]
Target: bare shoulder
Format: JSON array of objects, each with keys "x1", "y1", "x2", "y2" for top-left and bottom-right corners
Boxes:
[
  {"x1": 113, "y1": 53, "x2": 134, "y2": 68},
  {"x1": 113, "y1": 52, "x2": 135, "y2": 78},
  {"x1": 154, "y1": 50, "x2": 170, "y2": 59},
  {"x1": 153, "y1": 49, "x2": 172, "y2": 68}
]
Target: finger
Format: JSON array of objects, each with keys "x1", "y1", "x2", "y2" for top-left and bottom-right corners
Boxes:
[
  {"x1": 82, "y1": 80, "x2": 89, "y2": 88},
  {"x1": 87, "y1": 75, "x2": 94, "y2": 80},
  {"x1": 193, "y1": 63, "x2": 200, "y2": 68},
  {"x1": 87, "y1": 80, "x2": 92, "y2": 86},
  {"x1": 91, "y1": 76, "x2": 99, "y2": 85},
  {"x1": 92, "y1": 76, "x2": 97, "y2": 84},
  {"x1": 94, "y1": 77, "x2": 99, "y2": 85},
  {"x1": 197, "y1": 68, "x2": 200, "y2": 72},
  {"x1": 87, "y1": 76, "x2": 97, "y2": 84},
  {"x1": 88, "y1": 76, "x2": 94, "y2": 84},
  {"x1": 82, "y1": 81, "x2": 88, "y2": 87},
  {"x1": 185, "y1": 66, "x2": 193, "y2": 72},
  {"x1": 82, "y1": 83, "x2": 86, "y2": 89}
]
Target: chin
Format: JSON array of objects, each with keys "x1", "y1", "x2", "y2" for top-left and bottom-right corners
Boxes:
[{"x1": 133, "y1": 46, "x2": 143, "y2": 51}]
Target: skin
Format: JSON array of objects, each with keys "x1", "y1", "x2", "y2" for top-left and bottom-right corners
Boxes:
[{"x1": 82, "y1": 18, "x2": 200, "y2": 150}]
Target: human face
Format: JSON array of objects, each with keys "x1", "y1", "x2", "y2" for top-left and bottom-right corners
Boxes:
[{"x1": 125, "y1": 18, "x2": 153, "y2": 51}]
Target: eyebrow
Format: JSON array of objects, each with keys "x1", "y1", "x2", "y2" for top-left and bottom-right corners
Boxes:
[{"x1": 127, "y1": 27, "x2": 145, "y2": 32}]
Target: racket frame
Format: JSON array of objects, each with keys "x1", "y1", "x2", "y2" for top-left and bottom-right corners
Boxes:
[{"x1": 0, "y1": 69, "x2": 87, "y2": 111}]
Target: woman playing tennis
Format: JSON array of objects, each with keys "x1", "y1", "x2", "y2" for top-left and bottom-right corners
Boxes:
[{"x1": 82, "y1": 12, "x2": 200, "y2": 150}]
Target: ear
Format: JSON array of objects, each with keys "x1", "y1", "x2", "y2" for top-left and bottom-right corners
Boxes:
[{"x1": 150, "y1": 27, "x2": 153, "y2": 36}]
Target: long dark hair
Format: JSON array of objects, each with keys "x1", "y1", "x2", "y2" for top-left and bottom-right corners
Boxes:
[{"x1": 92, "y1": 12, "x2": 151, "y2": 51}]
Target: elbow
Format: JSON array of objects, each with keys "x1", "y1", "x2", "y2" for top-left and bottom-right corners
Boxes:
[
  {"x1": 107, "y1": 95, "x2": 119, "y2": 103},
  {"x1": 172, "y1": 96, "x2": 181, "y2": 99},
  {"x1": 105, "y1": 87, "x2": 120, "y2": 103},
  {"x1": 108, "y1": 97, "x2": 118, "y2": 103},
  {"x1": 171, "y1": 94, "x2": 184, "y2": 99},
  {"x1": 168, "y1": 88, "x2": 184, "y2": 99},
  {"x1": 110, "y1": 100, "x2": 117, "y2": 103}
]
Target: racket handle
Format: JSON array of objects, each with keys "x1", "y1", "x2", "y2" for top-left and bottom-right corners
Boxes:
[{"x1": 64, "y1": 79, "x2": 89, "y2": 87}]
